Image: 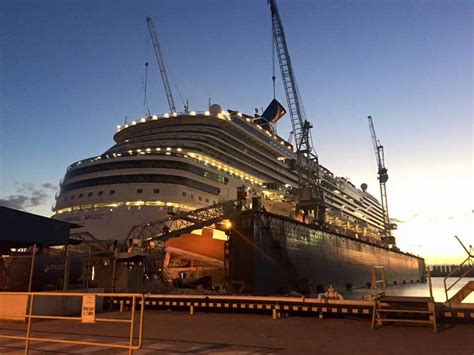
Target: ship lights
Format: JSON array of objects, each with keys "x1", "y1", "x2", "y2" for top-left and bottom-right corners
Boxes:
[
  {"x1": 172, "y1": 112, "x2": 178, "y2": 117},
  {"x1": 204, "y1": 111, "x2": 210, "y2": 116},
  {"x1": 190, "y1": 111, "x2": 196, "y2": 116},
  {"x1": 140, "y1": 118, "x2": 146, "y2": 123},
  {"x1": 164, "y1": 113, "x2": 170, "y2": 118},
  {"x1": 152, "y1": 115, "x2": 158, "y2": 120},
  {"x1": 131, "y1": 120, "x2": 137, "y2": 125},
  {"x1": 220, "y1": 219, "x2": 232, "y2": 230}
]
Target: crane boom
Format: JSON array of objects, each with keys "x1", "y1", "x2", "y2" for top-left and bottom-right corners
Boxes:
[
  {"x1": 268, "y1": 0, "x2": 325, "y2": 224},
  {"x1": 146, "y1": 16, "x2": 176, "y2": 113},
  {"x1": 367, "y1": 116, "x2": 395, "y2": 247}
]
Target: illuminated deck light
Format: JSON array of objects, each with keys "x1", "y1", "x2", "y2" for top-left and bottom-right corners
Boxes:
[
  {"x1": 164, "y1": 113, "x2": 170, "y2": 118},
  {"x1": 204, "y1": 111, "x2": 210, "y2": 116},
  {"x1": 140, "y1": 118, "x2": 146, "y2": 123},
  {"x1": 152, "y1": 115, "x2": 158, "y2": 120},
  {"x1": 190, "y1": 111, "x2": 196, "y2": 116},
  {"x1": 172, "y1": 112, "x2": 178, "y2": 117},
  {"x1": 177, "y1": 147, "x2": 182, "y2": 152},
  {"x1": 166, "y1": 147, "x2": 172, "y2": 151},
  {"x1": 156, "y1": 147, "x2": 161, "y2": 151},
  {"x1": 146, "y1": 148, "x2": 151, "y2": 152},
  {"x1": 131, "y1": 121, "x2": 137, "y2": 125}
]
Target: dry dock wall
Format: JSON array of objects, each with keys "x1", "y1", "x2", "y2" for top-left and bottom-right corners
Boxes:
[{"x1": 229, "y1": 211, "x2": 425, "y2": 294}]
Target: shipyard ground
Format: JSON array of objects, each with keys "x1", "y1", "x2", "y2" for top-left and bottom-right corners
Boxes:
[{"x1": 0, "y1": 311, "x2": 473, "y2": 354}]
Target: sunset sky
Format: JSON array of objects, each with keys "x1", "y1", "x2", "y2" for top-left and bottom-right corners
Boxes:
[{"x1": 1, "y1": 0, "x2": 472, "y2": 264}]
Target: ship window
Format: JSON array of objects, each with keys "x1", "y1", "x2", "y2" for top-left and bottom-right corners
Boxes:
[
  {"x1": 154, "y1": 189, "x2": 160, "y2": 194},
  {"x1": 64, "y1": 197, "x2": 68, "y2": 201},
  {"x1": 198, "y1": 196, "x2": 202, "y2": 201},
  {"x1": 71, "y1": 195, "x2": 75, "y2": 200},
  {"x1": 205, "y1": 198, "x2": 209, "y2": 203},
  {"x1": 213, "y1": 200, "x2": 216, "y2": 204},
  {"x1": 88, "y1": 192, "x2": 93, "y2": 197},
  {"x1": 78, "y1": 193, "x2": 83, "y2": 198},
  {"x1": 182, "y1": 192, "x2": 187, "y2": 197},
  {"x1": 110, "y1": 190, "x2": 115, "y2": 195},
  {"x1": 98, "y1": 191, "x2": 103, "y2": 196},
  {"x1": 137, "y1": 189, "x2": 143, "y2": 194},
  {"x1": 191, "y1": 194, "x2": 194, "y2": 199}
]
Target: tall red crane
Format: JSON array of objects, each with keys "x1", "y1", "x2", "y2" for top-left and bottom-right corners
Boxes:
[
  {"x1": 146, "y1": 16, "x2": 177, "y2": 113},
  {"x1": 268, "y1": 0, "x2": 325, "y2": 225},
  {"x1": 368, "y1": 116, "x2": 396, "y2": 247}
]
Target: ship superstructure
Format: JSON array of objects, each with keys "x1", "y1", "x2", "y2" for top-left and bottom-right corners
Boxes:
[{"x1": 53, "y1": 104, "x2": 386, "y2": 243}]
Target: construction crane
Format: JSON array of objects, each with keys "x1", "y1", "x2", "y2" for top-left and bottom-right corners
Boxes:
[
  {"x1": 146, "y1": 16, "x2": 176, "y2": 113},
  {"x1": 268, "y1": 0, "x2": 325, "y2": 224},
  {"x1": 367, "y1": 116, "x2": 396, "y2": 247}
]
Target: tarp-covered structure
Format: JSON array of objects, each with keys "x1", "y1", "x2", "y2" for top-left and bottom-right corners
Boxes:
[{"x1": 0, "y1": 206, "x2": 74, "y2": 248}]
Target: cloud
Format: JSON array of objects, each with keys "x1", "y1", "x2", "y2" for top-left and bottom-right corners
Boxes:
[
  {"x1": 0, "y1": 182, "x2": 57, "y2": 211},
  {"x1": 390, "y1": 217, "x2": 406, "y2": 224},
  {"x1": 41, "y1": 183, "x2": 58, "y2": 191}
]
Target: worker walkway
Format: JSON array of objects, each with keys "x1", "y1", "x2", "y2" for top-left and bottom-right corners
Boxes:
[{"x1": 123, "y1": 198, "x2": 250, "y2": 248}]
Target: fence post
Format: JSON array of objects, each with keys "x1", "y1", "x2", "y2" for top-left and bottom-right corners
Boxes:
[
  {"x1": 63, "y1": 245, "x2": 69, "y2": 291},
  {"x1": 128, "y1": 296, "x2": 136, "y2": 355},
  {"x1": 24, "y1": 294, "x2": 35, "y2": 354},
  {"x1": 27, "y1": 245, "x2": 37, "y2": 292}
]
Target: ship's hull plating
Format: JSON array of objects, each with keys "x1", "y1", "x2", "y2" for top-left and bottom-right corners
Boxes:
[{"x1": 230, "y1": 211, "x2": 425, "y2": 294}]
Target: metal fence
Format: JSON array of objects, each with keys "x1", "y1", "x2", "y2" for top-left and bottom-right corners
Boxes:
[{"x1": 0, "y1": 292, "x2": 144, "y2": 354}]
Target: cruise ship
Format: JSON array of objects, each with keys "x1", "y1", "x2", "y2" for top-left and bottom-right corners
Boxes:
[{"x1": 53, "y1": 103, "x2": 387, "y2": 244}]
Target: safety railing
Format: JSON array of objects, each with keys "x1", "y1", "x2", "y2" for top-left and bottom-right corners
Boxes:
[
  {"x1": 0, "y1": 292, "x2": 144, "y2": 354},
  {"x1": 444, "y1": 236, "x2": 473, "y2": 301}
]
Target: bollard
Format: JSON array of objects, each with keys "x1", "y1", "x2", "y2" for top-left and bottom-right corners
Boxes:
[
  {"x1": 120, "y1": 300, "x2": 124, "y2": 313},
  {"x1": 189, "y1": 305, "x2": 194, "y2": 316},
  {"x1": 272, "y1": 308, "x2": 277, "y2": 320}
]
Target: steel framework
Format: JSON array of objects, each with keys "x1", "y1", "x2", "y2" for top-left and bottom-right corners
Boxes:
[
  {"x1": 123, "y1": 199, "x2": 250, "y2": 248},
  {"x1": 368, "y1": 116, "x2": 395, "y2": 246},
  {"x1": 268, "y1": 0, "x2": 325, "y2": 224}
]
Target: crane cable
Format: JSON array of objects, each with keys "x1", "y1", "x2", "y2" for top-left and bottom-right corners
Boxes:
[
  {"x1": 272, "y1": 26, "x2": 276, "y2": 99},
  {"x1": 143, "y1": 62, "x2": 151, "y2": 117}
]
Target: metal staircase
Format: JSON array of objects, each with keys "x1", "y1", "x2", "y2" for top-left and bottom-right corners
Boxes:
[
  {"x1": 444, "y1": 235, "x2": 473, "y2": 303},
  {"x1": 446, "y1": 281, "x2": 474, "y2": 305},
  {"x1": 372, "y1": 296, "x2": 437, "y2": 332}
]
